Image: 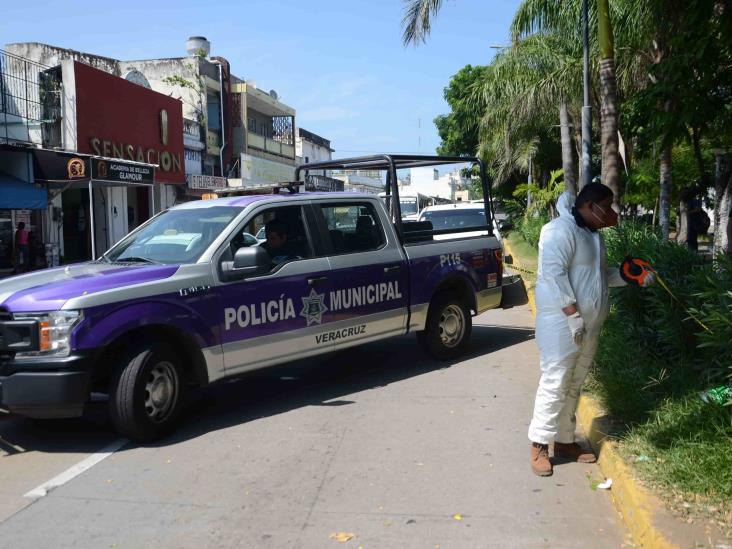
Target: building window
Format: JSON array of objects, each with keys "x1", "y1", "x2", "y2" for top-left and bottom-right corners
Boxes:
[{"x1": 207, "y1": 100, "x2": 221, "y2": 130}]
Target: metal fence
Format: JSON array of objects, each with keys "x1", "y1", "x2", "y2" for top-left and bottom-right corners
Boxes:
[{"x1": 0, "y1": 49, "x2": 59, "y2": 144}]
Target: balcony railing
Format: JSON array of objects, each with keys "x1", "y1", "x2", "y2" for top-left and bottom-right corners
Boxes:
[
  {"x1": 247, "y1": 131, "x2": 294, "y2": 159},
  {"x1": 1, "y1": 49, "x2": 59, "y2": 145}
]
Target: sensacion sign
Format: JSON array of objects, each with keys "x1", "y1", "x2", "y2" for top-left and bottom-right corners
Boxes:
[{"x1": 89, "y1": 138, "x2": 182, "y2": 174}]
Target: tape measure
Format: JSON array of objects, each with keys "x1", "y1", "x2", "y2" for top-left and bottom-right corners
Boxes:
[
  {"x1": 620, "y1": 256, "x2": 712, "y2": 334},
  {"x1": 620, "y1": 256, "x2": 653, "y2": 286},
  {"x1": 504, "y1": 264, "x2": 536, "y2": 276}
]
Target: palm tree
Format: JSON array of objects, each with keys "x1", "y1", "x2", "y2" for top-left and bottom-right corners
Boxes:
[
  {"x1": 404, "y1": 0, "x2": 625, "y2": 201},
  {"x1": 474, "y1": 33, "x2": 584, "y2": 193},
  {"x1": 512, "y1": 0, "x2": 623, "y2": 203},
  {"x1": 401, "y1": 0, "x2": 445, "y2": 45},
  {"x1": 597, "y1": 0, "x2": 620, "y2": 203}
]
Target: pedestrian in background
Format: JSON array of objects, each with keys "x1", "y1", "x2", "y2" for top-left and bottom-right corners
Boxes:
[
  {"x1": 683, "y1": 187, "x2": 707, "y2": 252},
  {"x1": 14, "y1": 221, "x2": 29, "y2": 274},
  {"x1": 528, "y1": 184, "x2": 655, "y2": 477}
]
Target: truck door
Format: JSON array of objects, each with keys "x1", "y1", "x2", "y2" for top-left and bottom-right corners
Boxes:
[
  {"x1": 213, "y1": 204, "x2": 334, "y2": 374},
  {"x1": 313, "y1": 200, "x2": 408, "y2": 351}
]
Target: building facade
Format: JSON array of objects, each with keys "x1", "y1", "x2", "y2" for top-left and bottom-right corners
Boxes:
[
  {"x1": 1, "y1": 47, "x2": 180, "y2": 265},
  {"x1": 331, "y1": 169, "x2": 383, "y2": 194},
  {"x1": 227, "y1": 80, "x2": 298, "y2": 188},
  {"x1": 1, "y1": 36, "x2": 336, "y2": 265},
  {"x1": 6, "y1": 38, "x2": 231, "y2": 199},
  {"x1": 296, "y1": 128, "x2": 333, "y2": 167},
  {"x1": 409, "y1": 167, "x2": 472, "y2": 201}
]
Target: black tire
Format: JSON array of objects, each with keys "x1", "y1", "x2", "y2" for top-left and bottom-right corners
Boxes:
[
  {"x1": 417, "y1": 293, "x2": 472, "y2": 360},
  {"x1": 109, "y1": 342, "x2": 186, "y2": 442}
]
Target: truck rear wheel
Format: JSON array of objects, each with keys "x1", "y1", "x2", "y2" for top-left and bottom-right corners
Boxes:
[
  {"x1": 109, "y1": 342, "x2": 185, "y2": 442},
  {"x1": 417, "y1": 293, "x2": 472, "y2": 360}
]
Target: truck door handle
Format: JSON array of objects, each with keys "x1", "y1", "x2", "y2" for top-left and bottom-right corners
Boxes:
[
  {"x1": 383, "y1": 265, "x2": 401, "y2": 274},
  {"x1": 307, "y1": 276, "x2": 328, "y2": 287}
]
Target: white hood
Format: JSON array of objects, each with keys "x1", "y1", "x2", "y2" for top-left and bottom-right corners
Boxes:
[{"x1": 556, "y1": 191, "x2": 575, "y2": 218}]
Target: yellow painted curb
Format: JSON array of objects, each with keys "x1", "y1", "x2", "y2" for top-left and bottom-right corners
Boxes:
[
  {"x1": 502, "y1": 240, "x2": 536, "y2": 315},
  {"x1": 503, "y1": 237, "x2": 681, "y2": 548},
  {"x1": 576, "y1": 396, "x2": 679, "y2": 549}
]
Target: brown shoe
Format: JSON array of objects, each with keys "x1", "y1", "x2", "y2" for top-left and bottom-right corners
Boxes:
[
  {"x1": 554, "y1": 442, "x2": 596, "y2": 463},
  {"x1": 531, "y1": 442, "x2": 553, "y2": 476}
]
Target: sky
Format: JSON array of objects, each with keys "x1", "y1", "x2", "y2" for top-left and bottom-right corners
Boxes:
[{"x1": 2, "y1": 0, "x2": 521, "y2": 159}]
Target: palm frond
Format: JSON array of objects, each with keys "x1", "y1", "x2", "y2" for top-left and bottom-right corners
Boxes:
[{"x1": 401, "y1": 0, "x2": 445, "y2": 46}]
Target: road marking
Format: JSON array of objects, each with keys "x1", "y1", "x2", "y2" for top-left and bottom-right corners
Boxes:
[
  {"x1": 0, "y1": 436, "x2": 25, "y2": 454},
  {"x1": 24, "y1": 438, "x2": 128, "y2": 499}
]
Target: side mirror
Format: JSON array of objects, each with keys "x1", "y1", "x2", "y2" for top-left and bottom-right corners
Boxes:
[
  {"x1": 504, "y1": 254, "x2": 514, "y2": 265},
  {"x1": 498, "y1": 220, "x2": 513, "y2": 231},
  {"x1": 221, "y1": 246, "x2": 270, "y2": 279}
]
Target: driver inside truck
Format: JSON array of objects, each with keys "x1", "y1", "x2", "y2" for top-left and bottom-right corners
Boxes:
[{"x1": 260, "y1": 218, "x2": 299, "y2": 266}]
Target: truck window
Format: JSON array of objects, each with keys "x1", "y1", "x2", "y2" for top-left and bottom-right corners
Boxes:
[
  {"x1": 229, "y1": 205, "x2": 313, "y2": 269},
  {"x1": 420, "y1": 208, "x2": 487, "y2": 230},
  {"x1": 319, "y1": 203, "x2": 385, "y2": 254},
  {"x1": 105, "y1": 206, "x2": 241, "y2": 264}
]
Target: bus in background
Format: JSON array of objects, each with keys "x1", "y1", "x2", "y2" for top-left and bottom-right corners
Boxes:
[{"x1": 378, "y1": 191, "x2": 438, "y2": 220}]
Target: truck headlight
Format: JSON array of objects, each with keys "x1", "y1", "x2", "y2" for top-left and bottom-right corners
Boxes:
[{"x1": 13, "y1": 311, "x2": 83, "y2": 358}]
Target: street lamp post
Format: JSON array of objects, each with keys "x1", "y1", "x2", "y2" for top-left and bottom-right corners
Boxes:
[{"x1": 581, "y1": 0, "x2": 592, "y2": 189}]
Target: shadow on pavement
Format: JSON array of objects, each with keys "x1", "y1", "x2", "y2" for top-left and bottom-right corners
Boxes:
[{"x1": 0, "y1": 324, "x2": 534, "y2": 453}]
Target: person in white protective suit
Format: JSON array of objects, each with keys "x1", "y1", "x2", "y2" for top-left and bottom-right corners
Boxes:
[{"x1": 528, "y1": 183, "x2": 655, "y2": 476}]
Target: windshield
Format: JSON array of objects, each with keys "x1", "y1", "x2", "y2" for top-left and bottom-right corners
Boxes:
[
  {"x1": 105, "y1": 206, "x2": 241, "y2": 264},
  {"x1": 420, "y1": 208, "x2": 487, "y2": 230},
  {"x1": 400, "y1": 199, "x2": 418, "y2": 216}
]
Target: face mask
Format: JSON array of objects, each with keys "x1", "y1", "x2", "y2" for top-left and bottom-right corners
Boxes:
[{"x1": 590, "y1": 203, "x2": 619, "y2": 228}]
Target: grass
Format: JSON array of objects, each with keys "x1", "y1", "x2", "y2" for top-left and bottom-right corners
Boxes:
[
  {"x1": 585, "y1": 298, "x2": 732, "y2": 537},
  {"x1": 504, "y1": 231, "x2": 538, "y2": 287},
  {"x1": 618, "y1": 396, "x2": 732, "y2": 537}
]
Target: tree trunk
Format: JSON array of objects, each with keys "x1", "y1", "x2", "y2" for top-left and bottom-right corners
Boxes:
[
  {"x1": 597, "y1": 0, "x2": 620, "y2": 205},
  {"x1": 713, "y1": 152, "x2": 732, "y2": 254},
  {"x1": 659, "y1": 146, "x2": 673, "y2": 240},
  {"x1": 677, "y1": 195, "x2": 688, "y2": 244},
  {"x1": 560, "y1": 101, "x2": 577, "y2": 195},
  {"x1": 599, "y1": 57, "x2": 620, "y2": 206}
]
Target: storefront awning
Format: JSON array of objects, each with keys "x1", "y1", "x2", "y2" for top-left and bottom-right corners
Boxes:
[{"x1": 0, "y1": 170, "x2": 47, "y2": 209}]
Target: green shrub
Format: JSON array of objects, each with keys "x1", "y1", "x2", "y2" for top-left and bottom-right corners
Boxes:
[
  {"x1": 587, "y1": 220, "x2": 732, "y2": 431},
  {"x1": 517, "y1": 213, "x2": 549, "y2": 249},
  {"x1": 588, "y1": 221, "x2": 732, "y2": 508}
]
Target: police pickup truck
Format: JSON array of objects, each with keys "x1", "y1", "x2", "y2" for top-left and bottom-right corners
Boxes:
[{"x1": 0, "y1": 155, "x2": 513, "y2": 441}]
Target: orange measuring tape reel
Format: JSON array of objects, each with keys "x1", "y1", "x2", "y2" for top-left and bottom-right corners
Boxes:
[{"x1": 620, "y1": 256, "x2": 654, "y2": 286}]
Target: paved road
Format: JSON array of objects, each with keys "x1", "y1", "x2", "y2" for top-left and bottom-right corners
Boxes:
[{"x1": 0, "y1": 305, "x2": 630, "y2": 548}]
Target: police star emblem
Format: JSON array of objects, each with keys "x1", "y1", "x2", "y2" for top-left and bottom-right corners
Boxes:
[{"x1": 300, "y1": 289, "x2": 328, "y2": 326}]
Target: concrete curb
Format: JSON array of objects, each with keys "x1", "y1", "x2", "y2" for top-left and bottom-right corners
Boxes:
[
  {"x1": 502, "y1": 237, "x2": 681, "y2": 549},
  {"x1": 576, "y1": 396, "x2": 680, "y2": 549}
]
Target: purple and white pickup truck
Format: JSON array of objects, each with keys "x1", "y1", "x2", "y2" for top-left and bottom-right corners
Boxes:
[{"x1": 0, "y1": 155, "x2": 516, "y2": 440}]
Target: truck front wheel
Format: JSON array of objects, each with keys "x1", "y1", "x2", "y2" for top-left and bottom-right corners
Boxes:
[
  {"x1": 109, "y1": 342, "x2": 185, "y2": 441},
  {"x1": 417, "y1": 293, "x2": 472, "y2": 360}
]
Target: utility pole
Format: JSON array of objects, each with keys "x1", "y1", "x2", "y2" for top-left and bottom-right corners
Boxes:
[{"x1": 581, "y1": 0, "x2": 592, "y2": 189}]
